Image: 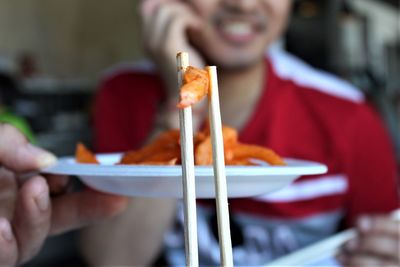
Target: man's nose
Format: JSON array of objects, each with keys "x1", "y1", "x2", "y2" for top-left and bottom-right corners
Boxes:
[{"x1": 222, "y1": 0, "x2": 259, "y2": 12}]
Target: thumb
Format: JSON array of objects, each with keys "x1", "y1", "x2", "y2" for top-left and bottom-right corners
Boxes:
[{"x1": 0, "y1": 124, "x2": 56, "y2": 172}]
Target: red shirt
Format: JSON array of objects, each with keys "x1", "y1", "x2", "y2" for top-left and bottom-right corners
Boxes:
[{"x1": 94, "y1": 49, "x2": 399, "y2": 264}]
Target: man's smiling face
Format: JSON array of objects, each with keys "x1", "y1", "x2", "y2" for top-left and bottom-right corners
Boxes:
[{"x1": 187, "y1": 0, "x2": 292, "y2": 70}]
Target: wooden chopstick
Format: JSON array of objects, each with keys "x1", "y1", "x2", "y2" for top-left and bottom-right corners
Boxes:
[
  {"x1": 206, "y1": 66, "x2": 234, "y2": 267},
  {"x1": 176, "y1": 52, "x2": 199, "y2": 267}
]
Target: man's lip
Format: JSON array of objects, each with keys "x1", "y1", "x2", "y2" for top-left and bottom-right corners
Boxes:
[
  {"x1": 217, "y1": 29, "x2": 258, "y2": 45},
  {"x1": 212, "y1": 13, "x2": 267, "y2": 46},
  {"x1": 213, "y1": 12, "x2": 267, "y2": 31},
  {"x1": 215, "y1": 21, "x2": 261, "y2": 45}
]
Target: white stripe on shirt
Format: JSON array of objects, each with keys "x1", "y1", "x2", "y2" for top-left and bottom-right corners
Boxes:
[
  {"x1": 255, "y1": 174, "x2": 348, "y2": 202},
  {"x1": 268, "y1": 47, "x2": 365, "y2": 103}
]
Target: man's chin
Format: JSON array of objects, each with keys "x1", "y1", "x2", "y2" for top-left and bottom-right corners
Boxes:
[{"x1": 206, "y1": 56, "x2": 263, "y2": 72}]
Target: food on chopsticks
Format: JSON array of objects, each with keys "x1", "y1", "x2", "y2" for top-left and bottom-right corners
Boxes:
[
  {"x1": 175, "y1": 65, "x2": 285, "y2": 166},
  {"x1": 75, "y1": 126, "x2": 286, "y2": 166},
  {"x1": 177, "y1": 66, "x2": 209, "y2": 108}
]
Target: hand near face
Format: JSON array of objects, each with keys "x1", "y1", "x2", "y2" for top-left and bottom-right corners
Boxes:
[
  {"x1": 337, "y1": 214, "x2": 400, "y2": 266},
  {"x1": 140, "y1": 0, "x2": 205, "y2": 94},
  {"x1": 139, "y1": 0, "x2": 207, "y2": 130},
  {"x1": 0, "y1": 124, "x2": 128, "y2": 266}
]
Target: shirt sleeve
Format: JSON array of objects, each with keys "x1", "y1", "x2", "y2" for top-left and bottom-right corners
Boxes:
[{"x1": 344, "y1": 104, "x2": 399, "y2": 226}]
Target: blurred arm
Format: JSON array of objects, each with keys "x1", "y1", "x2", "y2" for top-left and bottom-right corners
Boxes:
[{"x1": 80, "y1": 197, "x2": 177, "y2": 266}]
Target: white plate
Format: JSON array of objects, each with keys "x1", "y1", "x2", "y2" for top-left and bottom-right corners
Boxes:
[{"x1": 42, "y1": 153, "x2": 327, "y2": 198}]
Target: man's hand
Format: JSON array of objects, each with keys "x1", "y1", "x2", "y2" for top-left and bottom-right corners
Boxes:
[
  {"x1": 140, "y1": 0, "x2": 205, "y2": 92},
  {"x1": 337, "y1": 214, "x2": 400, "y2": 266},
  {"x1": 0, "y1": 124, "x2": 128, "y2": 266},
  {"x1": 139, "y1": 0, "x2": 207, "y2": 130}
]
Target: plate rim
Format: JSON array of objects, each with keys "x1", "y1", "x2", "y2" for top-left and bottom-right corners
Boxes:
[{"x1": 41, "y1": 153, "x2": 328, "y2": 178}]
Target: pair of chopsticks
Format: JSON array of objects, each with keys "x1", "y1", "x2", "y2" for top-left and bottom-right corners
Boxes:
[{"x1": 177, "y1": 52, "x2": 233, "y2": 267}]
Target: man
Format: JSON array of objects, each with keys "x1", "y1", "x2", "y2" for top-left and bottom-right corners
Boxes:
[
  {"x1": 82, "y1": 0, "x2": 399, "y2": 266},
  {"x1": 0, "y1": 123, "x2": 128, "y2": 266}
]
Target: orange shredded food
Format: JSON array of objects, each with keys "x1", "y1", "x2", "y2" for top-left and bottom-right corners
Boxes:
[
  {"x1": 75, "y1": 143, "x2": 99, "y2": 164},
  {"x1": 76, "y1": 65, "x2": 285, "y2": 166},
  {"x1": 119, "y1": 130, "x2": 180, "y2": 165},
  {"x1": 75, "y1": 126, "x2": 286, "y2": 166}
]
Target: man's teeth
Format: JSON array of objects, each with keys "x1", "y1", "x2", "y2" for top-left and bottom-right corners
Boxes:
[{"x1": 222, "y1": 22, "x2": 252, "y2": 35}]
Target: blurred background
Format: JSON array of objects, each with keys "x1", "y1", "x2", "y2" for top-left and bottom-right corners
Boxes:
[
  {"x1": 0, "y1": 0, "x2": 398, "y2": 266},
  {"x1": 0, "y1": 0, "x2": 399, "y2": 157}
]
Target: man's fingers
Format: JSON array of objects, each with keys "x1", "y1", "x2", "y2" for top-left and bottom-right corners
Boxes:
[
  {"x1": 147, "y1": 1, "x2": 186, "y2": 51},
  {"x1": 353, "y1": 215, "x2": 400, "y2": 262},
  {"x1": 0, "y1": 124, "x2": 57, "y2": 172},
  {"x1": 0, "y1": 218, "x2": 18, "y2": 266},
  {"x1": 343, "y1": 235, "x2": 400, "y2": 263},
  {"x1": 144, "y1": 1, "x2": 201, "y2": 54},
  {"x1": 0, "y1": 168, "x2": 18, "y2": 219},
  {"x1": 140, "y1": 0, "x2": 172, "y2": 26},
  {"x1": 338, "y1": 252, "x2": 398, "y2": 267},
  {"x1": 12, "y1": 176, "x2": 51, "y2": 264},
  {"x1": 50, "y1": 188, "x2": 128, "y2": 235},
  {"x1": 45, "y1": 175, "x2": 70, "y2": 195},
  {"x1": 357, "y1": 215, "x2": 400, "y2": 237},
  {"x1": 164, "y1": 11, "x2": 201, "y2": 52}
]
